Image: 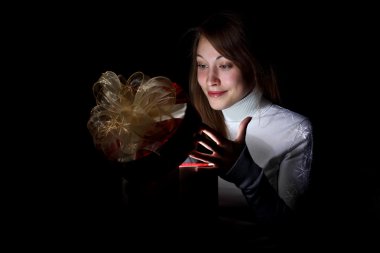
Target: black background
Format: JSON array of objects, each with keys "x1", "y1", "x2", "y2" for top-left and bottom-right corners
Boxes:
[{"x1": 4, "y1": 1, "x2": 378, "y2": 248}]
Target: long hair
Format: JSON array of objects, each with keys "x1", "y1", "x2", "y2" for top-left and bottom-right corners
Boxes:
[{"x1": 189, "y1": 11, "x2": 280, "y2": 137}]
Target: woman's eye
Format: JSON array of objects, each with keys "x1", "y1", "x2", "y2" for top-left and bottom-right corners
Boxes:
[
  {"x1": 219, "y1": 64, "x2": 232, "y2": 70},
  {"x1": 197, "y1": 64, "x2": 207, "y2": 69}
]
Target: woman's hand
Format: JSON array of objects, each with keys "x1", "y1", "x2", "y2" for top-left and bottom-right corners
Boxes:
[{"x1": 189, "y1": 117, "x2": 252, "y2": 173}]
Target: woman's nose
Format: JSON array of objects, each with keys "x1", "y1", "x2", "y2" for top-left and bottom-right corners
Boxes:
[{"x1": 207, "y1": 68, "x2": 220, "y2": 86}]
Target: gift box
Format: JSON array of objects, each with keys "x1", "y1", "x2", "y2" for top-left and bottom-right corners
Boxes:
[{"x1": 87, "y1": 71, "x2": 217, "y2": 230}]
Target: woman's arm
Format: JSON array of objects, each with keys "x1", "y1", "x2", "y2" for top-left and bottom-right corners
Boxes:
[
  {"x1": 221, "y1": 146, "x2": 292, "y2": 226},
  {"x1": 222, "y1": 119, "x2": 313, "y2": 224}
]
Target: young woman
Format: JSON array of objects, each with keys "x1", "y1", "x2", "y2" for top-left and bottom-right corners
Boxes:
[{"x1": 186, "y1": 11, "x2": 313, "y2": 242}]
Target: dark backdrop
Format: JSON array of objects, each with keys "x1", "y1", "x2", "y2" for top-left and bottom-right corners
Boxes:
[{"x1": 5, "y1": 2, "x2": 377, "y2": 249}]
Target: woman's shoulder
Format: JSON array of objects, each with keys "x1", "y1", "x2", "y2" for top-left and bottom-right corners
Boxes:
[
  {"x1": 261, "y1": 102, "x2": 312, "y2": 130},
  {"x1": 256, "y1": 103, "x2": 313, "y2": 150}
]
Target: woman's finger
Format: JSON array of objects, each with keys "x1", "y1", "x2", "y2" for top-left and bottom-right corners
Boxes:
[
  {"x1": 200, "y1": 128, "x2": 221, "y2": 145},
  {"x1": 189, "y1": 152, "x2": 218, "y2": 167}
]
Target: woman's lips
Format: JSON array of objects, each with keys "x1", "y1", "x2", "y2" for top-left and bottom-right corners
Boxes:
[{"x1": 207, "y1": 91, "x2": 226, "y2": 97}]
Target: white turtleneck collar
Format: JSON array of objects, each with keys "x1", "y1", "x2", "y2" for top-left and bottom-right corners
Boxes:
[{"x1": 222, "y1": 87, "x2": 264, "y2": 122}]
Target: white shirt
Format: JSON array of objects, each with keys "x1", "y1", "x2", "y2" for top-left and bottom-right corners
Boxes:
[{"x1": 219, "y1": 87, "x2": 313, "y2": 215}]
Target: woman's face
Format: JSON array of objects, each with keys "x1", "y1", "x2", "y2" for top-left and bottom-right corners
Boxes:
[{"x1": 196, "y1": 36, "x2": 250, "y2": 110}]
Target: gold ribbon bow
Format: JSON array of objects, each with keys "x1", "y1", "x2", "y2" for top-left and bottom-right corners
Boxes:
[{"x1": 87, "y1": 71, "x2": 186, "y2": 162}]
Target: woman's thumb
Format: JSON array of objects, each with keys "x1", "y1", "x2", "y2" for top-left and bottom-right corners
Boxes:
[{"x1": 235, "y1": 117, "x2": 252, "y2": 143}]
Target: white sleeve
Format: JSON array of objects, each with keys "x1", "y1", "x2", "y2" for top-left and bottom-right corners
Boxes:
[{"x1": 278, "y1": 119, "x2": 313, "y2": 209}]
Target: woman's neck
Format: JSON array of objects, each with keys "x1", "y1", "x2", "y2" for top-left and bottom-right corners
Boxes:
[{"x1": 222, "y1": 87, "x2": 263, "y2": 122}]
